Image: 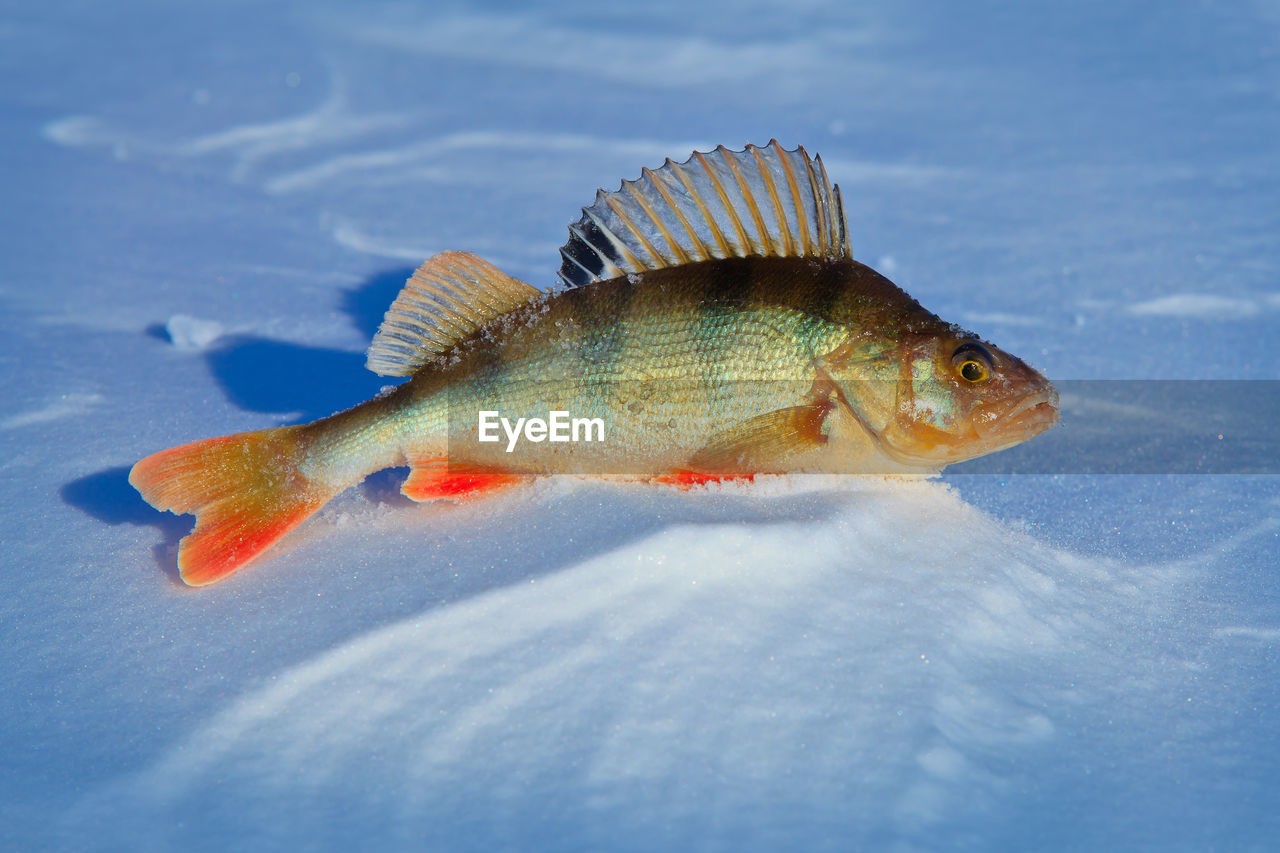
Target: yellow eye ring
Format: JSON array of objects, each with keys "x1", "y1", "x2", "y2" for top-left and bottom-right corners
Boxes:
[
  {"x1": 951, "y1": 342, "x2": 993, "y2": 383},
  {"x1": 958, "y1": 359, "x2": 988, "y2": 383}
]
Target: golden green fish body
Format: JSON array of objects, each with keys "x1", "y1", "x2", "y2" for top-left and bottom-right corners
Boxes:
[
  {"x1": 131, "y1": 141, "x2": 1059, "y2": 586},
  {"x1": 302, "y1": 255, "x2": 1038, "y2": 483}
]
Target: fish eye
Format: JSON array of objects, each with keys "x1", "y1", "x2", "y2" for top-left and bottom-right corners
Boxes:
[{"x1": 952, "y1": 342, "x2": 992, "y2": 383}]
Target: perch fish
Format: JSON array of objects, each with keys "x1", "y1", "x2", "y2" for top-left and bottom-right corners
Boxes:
[{"x1": 131, "y1": 141, "x2": 1059, "y2": 586}]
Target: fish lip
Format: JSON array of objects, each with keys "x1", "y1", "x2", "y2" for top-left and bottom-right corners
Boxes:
[
  {"x1": 973, "y1": 386, "x2": 1060, "y2": 442},
  {"x1": 1008, "y1": 399, "x2": 1060, "y2": 434}
]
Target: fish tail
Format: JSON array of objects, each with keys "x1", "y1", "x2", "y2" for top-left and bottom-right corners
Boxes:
[{"x1": 129, "y1": 425, "x2": 336, "y2": 586}]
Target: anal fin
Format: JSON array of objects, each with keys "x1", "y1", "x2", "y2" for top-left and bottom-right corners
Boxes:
[{"x1": 402, "y1": 455, "x2": 525, "y2": 501}]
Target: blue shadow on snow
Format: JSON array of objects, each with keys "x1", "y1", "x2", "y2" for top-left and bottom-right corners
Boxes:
[
  {"x1": 203, "y1": 265, "x2": 416, "y2": 422},
  {"x1": 60, "y1": 266, "x2": 418, "y2": 581},
  {"x1": 59, "y1": 466, "x2": 193, "y2": 585}
]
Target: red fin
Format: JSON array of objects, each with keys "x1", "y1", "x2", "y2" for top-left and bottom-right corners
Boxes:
[
  {"x1": 130, "y1": 426, "x2": 336, "y2": 586},
  {"x1": 402, "y1": 456, "x2": 524, "y2": 501},
  {"x1": 652, "y1": 469, "x2": 757, "y2": 488}
]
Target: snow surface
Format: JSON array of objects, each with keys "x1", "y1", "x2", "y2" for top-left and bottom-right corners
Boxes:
[{"x1": 3, "y1": 0, "x2": 1279, "y2": 850}]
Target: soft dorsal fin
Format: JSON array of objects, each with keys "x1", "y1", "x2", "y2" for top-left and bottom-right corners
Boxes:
[
  {"x1": 556, "y1": 140, "x2": 851, "y2": 288},
  {"x1": 366, "y1": 251, "x2": 540, "y2": 376}
]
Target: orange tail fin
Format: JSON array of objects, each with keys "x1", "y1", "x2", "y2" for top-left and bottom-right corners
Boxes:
[{"x1": 129, "y1": 426, "x2": 336, "y2": 586}]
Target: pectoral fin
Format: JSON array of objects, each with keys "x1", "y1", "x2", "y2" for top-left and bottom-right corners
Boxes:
[{"x1": 687, "y1": 401, "x2": 833, "y2": 473}]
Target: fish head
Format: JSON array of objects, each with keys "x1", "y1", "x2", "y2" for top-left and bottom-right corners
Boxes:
[{"x1": 834, "y1": 331, "x2": 1059, "y2": 470}]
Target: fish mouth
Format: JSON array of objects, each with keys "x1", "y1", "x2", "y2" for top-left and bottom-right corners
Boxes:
[{"x1": 973, "y1": 385, "x2": 1061, "y2": 447}]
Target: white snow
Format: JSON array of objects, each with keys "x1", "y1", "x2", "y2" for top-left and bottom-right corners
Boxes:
[
  {"x1": 164, "y1": 314, "x2": 225, "y2": 350},
  {"x1": 1127, "y1": 292, "x2": 1273, "y2": 319},
  {"x1": 64, "y1": 479, "x2": 1211, "y2": 850},
  {"x1": 1, "y1": 392, "x2": 104, "y2": 430},
  {"x1": 4, "y1": 1, "x2": 1278, "y2": 850}
]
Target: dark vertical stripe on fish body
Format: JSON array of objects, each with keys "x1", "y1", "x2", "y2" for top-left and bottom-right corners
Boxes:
[
  {"x1": 682, "y1": 259, "x2": 738, "y2": 408},
  {"x1": 564, "y1": 274, "x2": 636, "y2": 377},
  {"x1": 800, "y1": 259, "x2": 845, "y2": 323},
  {"x1": 692, "y1": 260, "x2": 730, "y2": 372}
]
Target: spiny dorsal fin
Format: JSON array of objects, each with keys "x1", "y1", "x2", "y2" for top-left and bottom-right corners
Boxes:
[
  {"x1": 556, "y1": 140, "x2": 851, "y2": 288},
  {"x1": 366, "y1": 251, "x2": 540, "y2": 376}
]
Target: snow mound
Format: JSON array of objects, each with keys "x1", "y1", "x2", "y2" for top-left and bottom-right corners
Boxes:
[{"x1": 68, "y1": 479, "x2": 1200, "y2": 851}]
